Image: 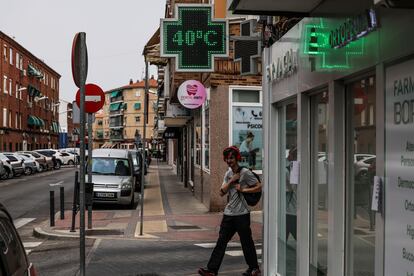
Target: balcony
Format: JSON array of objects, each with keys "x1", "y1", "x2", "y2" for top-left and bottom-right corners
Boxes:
[
  {"x1": 110, "y1": 133, "x2": 124, "y2": 141},
  {"x1": 110, "y1": 96, "x2": 123, "y2": 103},
  {"x1": 109, "y1": 117, "x2": 124, "y2": 129}
]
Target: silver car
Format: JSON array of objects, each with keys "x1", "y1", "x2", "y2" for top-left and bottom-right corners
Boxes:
[{"x1": 90, "y1": 149, "x2": 137, "y2": 208}]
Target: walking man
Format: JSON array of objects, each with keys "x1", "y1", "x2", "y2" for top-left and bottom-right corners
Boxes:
[{"x1": 198, "y1": 146, "x2": 262, "y2": 276}]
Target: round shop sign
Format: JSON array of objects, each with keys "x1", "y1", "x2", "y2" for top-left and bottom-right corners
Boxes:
[{"x1": 177, "y1": 80, "x2": 206, "y2": 109}]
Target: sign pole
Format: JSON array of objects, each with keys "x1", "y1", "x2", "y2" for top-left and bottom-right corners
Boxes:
[
  {"x1": 78, "y1": 32, "x2": 87, "y2": 276},
  {"x1": 140, "y1": 57, "x2": 148, "y2": 236},
  {"x1": 87, "y1": 113, "x2": 93, "y2": 229}
]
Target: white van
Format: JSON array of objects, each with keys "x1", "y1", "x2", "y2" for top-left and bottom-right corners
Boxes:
[{"x1": 90, "y1": 149, "x2": 137, "y2": 208}]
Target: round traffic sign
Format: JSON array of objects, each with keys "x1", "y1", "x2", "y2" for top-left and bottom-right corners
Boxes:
[
  {"x1": 75, "y1": 83, "x2": 105, "y2": 113},
  {"x1": 71, "y1": 33, "x2": 88, "y2": 88}
]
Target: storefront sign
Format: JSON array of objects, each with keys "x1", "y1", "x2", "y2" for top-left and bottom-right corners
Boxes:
[
  {"x1": 232, "y1": 106, "x2": 263, "y2": 170},
  {"x1": 160, "y1": 4, "x2": 228, "y2": 72},
  {"x1": 385, "y1": 58, "x2": 414, "y2": 275},
  {"x1": 177, "y1": 80, "x2": 206, "y2": 109},
  {"x1": 329, "y1": 9, "x2": 377, "y2": 49},
  {"x1": 266, "y1": 49, "x2": 298, "y2": 82}
]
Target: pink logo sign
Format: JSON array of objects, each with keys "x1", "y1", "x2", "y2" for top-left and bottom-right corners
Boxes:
[{"x1": 177, "y1": 80, "x2": 206, "y2": 109}]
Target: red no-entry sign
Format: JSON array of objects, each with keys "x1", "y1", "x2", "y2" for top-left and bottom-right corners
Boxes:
[{"x1": 75, "y1": 83, "x2": 105, "y2": 113}]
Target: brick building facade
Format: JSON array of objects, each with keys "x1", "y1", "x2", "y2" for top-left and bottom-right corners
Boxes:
[{"x1": 0, "y1": 32, "x2": 60, "y2": 151}]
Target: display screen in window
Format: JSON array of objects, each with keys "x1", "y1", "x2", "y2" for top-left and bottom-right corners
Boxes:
[{"x1": 232, "y1": 106, "x2": 262, "y2": 170}]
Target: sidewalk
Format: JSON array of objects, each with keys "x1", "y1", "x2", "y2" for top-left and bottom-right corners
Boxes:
[{"x1": 34, "y1": 161, "x2": 263, "y2": 242}]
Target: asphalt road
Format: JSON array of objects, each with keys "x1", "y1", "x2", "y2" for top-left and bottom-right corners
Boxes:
[{"x1": 0, "y1": 166, "x2": 77, "y2": 220}]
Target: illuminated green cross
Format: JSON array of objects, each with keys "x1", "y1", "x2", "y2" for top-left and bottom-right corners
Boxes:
[
  {"x1": 303, "y1": 19, "x2": 366, "y2": 71},
  {"x1": 161, "y1": 5, "x2": 228, "y2": 72}
]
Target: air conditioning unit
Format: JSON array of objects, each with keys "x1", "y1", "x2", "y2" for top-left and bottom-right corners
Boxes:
[
  {"x1": 28, "y1": 102, "x2": 32, "y2": 108},
  {"x1": 374, "y1": 0, "x2": 414, "y2": 8}
]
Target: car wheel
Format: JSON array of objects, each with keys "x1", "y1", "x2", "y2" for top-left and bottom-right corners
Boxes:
[
  {"x1": 37, "y1": 165, "x2": 44, "y2": 173},
  {"x1": 24, "y1": 167, "x2": 32, "y2": 175},
  {"x1": 54, "y1": 160, "x2": 61, "y2": 169},
  {"x1": 68, "y1": 160, "x2": 74, "y2": 166},
  {"x1": 0, "y1": 169, "x2": 9, "y2": 180}
]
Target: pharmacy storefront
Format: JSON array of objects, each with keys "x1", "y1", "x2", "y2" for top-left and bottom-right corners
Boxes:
[{"x1": 261, "y1": 7, "x2": 414, "y2": 276}]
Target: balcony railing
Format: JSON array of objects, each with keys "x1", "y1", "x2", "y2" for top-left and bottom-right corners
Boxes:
[
  {"x1": 110, "y1": 96, "x2": 123, "y2": 103},
  {"x1": 110, "y1": 134, "x2": 124, "y2": 141}
]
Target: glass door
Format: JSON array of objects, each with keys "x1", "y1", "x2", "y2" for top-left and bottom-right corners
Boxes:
[
  {"x1": 277, "y1": 101, "x2": 298, "y2": 276},
  {"x1": 346, "y1": 76, "x2": 376, "y2": 276},
  {"x1": 309, "y1": 92, "x2": 329, "y2": 275}
]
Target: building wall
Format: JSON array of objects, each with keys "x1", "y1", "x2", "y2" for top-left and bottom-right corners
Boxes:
[
  {"x1": 0, "y1": 32, "x2": 60, "y2": 151},
  {"x1": 123, "y1": 88, "x2": 157, "y2": 141}
]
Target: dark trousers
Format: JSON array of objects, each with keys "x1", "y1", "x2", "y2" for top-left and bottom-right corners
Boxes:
[{"x1": 207, "y1": 214, "x2": 259, "y2": 274}]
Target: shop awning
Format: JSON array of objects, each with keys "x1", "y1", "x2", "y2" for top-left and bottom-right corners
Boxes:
[
  {"x1": 37, "y1": 117, "x2": 45, "y2": 127},
  {"x1": 110, "y1": 90, "x2": 122, "y2": 98},
  {"x1": 134, "y1": 102, "x2": 141, "y2": 110},
  {"x1": 109, "y1": 102, "x2": 122, "y2": 111},
  {"x1": 28, "y1": 115, "x2": 38, "y2": 126},
  {"x1": 228, "y1": 0, "x2": 375, "y2": 16}
]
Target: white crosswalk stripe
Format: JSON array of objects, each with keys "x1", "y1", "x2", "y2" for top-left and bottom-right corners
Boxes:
[
  {"x1": 13, "y1": 218, "x2": 36, "y2": 229},
  {"x1": 194, "y1": 242, "x2": 262, "y2": 257},
  {"x1": 23, "y1": 241, "x2": 43, "y2": 255}
]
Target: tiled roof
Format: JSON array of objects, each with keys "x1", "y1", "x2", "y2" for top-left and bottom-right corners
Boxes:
[{"x1": 106, "y1": 78, "x2": 158, "y2": 93}]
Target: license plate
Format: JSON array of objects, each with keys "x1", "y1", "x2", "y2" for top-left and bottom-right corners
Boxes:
[{"x1": 95, "y1": 192, "x2": 115, "y2": 198}]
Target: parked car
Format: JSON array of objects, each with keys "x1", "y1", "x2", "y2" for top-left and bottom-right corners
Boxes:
[
  {"x1": 2, "y1": 153, "x2": 25, "y2": 177},
  {"x1": 0, "y1": 160, "x2": 5, "y2": 179},
  {"x1": 59, "y1": 151, "x2": 76, "y2": 165},
  {"x1": 33, "y1": 150, "x2": 60, "y2": 169},
  {"x1": 0, "y1": 154, "x2": 14, "y2": 179},
  {"x1": 90, "y1": 149, "x2": 137, "y2": 208},
  {"x1": 128, "y1": 150, "x2": 143, "y2": 192},
  {"x1": 0, "y1": 202, "x2": 37, "y2": 276},
  {"x1": 17, "y1": 154, "x2": 38, "y2": 175},
  {"x1": 20, "y1": 151, "x2": 53, "y2": 171}
]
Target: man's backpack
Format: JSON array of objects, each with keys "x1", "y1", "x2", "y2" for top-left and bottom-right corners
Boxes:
[{"x1": 237, "y1": 167, "x2": 262, "y2": 206}]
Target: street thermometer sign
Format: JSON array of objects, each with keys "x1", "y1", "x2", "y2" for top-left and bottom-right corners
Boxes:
[{"x1": 160, "y1": 4, "x2": 228, "y2": 72}]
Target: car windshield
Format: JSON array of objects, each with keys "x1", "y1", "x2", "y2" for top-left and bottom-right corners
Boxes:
[{"x1": 91, "y1": 158, "x2": 131, "y2": 176}]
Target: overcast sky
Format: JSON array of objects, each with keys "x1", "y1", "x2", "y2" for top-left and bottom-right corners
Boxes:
[{"x1": 0, "y1": 0, "x2": 165, "y2": 103}]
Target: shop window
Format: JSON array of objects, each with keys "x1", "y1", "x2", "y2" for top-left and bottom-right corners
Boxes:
[
  {"x1": 230, "y1": 87, "x2": 262, "y2": 171},
  {"x1": 202, "y1": 89, "x2": 210, "y2": 170},
  {"x1": 310, "y1": 92, "x2": 329, "y2": 275},
  {"x1": 195, "y1": 112, "x2": 202, "y2": 166},
  {"x1": 346, "y1": 76, "x2": 376, "y2": 276},
  {"x1": 277, "y1": 102, "x2": 298, "y2": 276}
]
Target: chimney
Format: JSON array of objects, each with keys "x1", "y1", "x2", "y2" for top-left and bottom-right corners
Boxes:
[{"x1": 129, "y1": 78, "x2": 133, "y2": 85}]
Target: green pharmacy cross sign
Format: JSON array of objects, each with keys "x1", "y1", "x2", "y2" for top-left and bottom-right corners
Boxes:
[{"x1": 161, "y1": 4, "x2": 228, "y2": 72}]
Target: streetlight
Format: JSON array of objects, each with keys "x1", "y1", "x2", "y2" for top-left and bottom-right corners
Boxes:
[{"x1": 34, "y1": 96, "x2": 48, "y2": 102}]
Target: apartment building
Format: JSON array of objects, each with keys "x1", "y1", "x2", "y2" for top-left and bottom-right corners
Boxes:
[{"x1": 0, "y1": 32, "x2": 60, "y2": 151}]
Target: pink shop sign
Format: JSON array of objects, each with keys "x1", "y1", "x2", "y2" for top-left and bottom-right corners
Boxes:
[{"x1": 177, "y1": 80, "x2": 206, "y2": 109}]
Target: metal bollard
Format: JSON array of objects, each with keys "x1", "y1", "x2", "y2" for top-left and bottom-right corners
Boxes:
[
  {"x1": 70, "y1": 171, "x2": 79, "y2": 232},
  {"x1": 50, "y1": 190, "x2": 55, "y2": 227},
  {"x1": 60, "y1": 186, "x2": 65, "y2": 220}
]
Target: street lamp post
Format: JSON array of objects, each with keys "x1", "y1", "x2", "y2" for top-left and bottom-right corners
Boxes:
[{"x1": 139, "y1": 56, "x2": 149, "y2": 236}]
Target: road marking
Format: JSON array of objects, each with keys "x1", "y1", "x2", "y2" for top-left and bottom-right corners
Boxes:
[
  {"x1": 226, "y1": 249, "x2": 262, "y2": 257},
  {"x1": 23, "y1": 241, "x2": 43, "y2": 255},
  {"x1": 23, "y1": 242, "x2": 43, "y2": 248},
  {"x1": 14, "y1": 218, "x2": 36, "y2": 229},
  {"x1": 49, "y1": 181, "x2": 64, "y2": 187},
  {"x1": 194, "y1": 242, "x2": 262, "y2": 257},
  {"x1": 194, "y1": 242, "x2": 262, "y2": 249}
]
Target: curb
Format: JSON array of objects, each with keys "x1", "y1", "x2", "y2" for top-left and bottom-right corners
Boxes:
[{"x1": 33, "y1": 226, "x2": 82, "y2": 241}]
